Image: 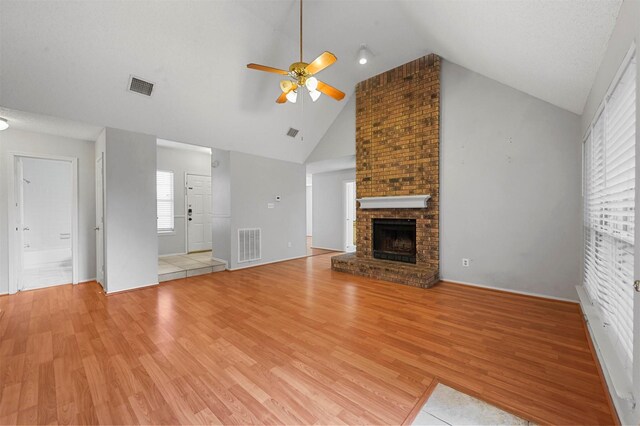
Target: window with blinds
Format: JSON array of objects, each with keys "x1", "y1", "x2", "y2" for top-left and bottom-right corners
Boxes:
[
  {"x1": 583, "y1": 50, "x2": 636, "y2": 374},
  {"x1": 157, "y1": 170, "x2": 174, "y2": 233}
]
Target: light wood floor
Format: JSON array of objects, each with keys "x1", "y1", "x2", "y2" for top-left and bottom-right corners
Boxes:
[{"x1": 0, "y1": 253, "x2": 615, "y2": 425}]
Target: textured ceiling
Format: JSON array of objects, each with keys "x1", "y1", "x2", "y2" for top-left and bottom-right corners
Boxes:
[{"x1": 0, "y1": 0, "x2": 621, "y2": 163}]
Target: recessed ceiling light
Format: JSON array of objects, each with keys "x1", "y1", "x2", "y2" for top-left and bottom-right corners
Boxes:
[
  {"x1": 0, "y1": 118, "x2": 9, "y2": 131},
  {"x1": 358, "y1": 45, "x2": 370, "y2": 65}
]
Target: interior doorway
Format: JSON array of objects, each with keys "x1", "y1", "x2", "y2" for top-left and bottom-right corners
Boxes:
[
  {"x1": 344, "y1": 180, "x2": 356, "y2": 252},
  {"x1": 186, "y1": 173, "x2": 213, "y2": 253},
  {"x1": 8, "y1": 153, "x2": 79, "y2": 293}
]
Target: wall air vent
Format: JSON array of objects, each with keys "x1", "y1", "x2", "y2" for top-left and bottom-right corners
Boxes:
[
  {"x1": 286, "y1": 127, "x2": 299, "y2": 138},
  {"x1": 128, "y1": 76, "x2": 154, "y2": 96},
  {"x1": 238, "y1": 228, "x2": 261, "y2": 263}
]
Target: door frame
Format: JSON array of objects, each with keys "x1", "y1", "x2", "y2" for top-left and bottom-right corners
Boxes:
[
  {"x1": 7, "y1": 152, "x2": 79, "y2": 294},
  {"x1": 343, "y1": 179, "x2": 356, "y2": 252},
  {"x1": 184, "y1": 172, "x2": 212, "y2": 253}
]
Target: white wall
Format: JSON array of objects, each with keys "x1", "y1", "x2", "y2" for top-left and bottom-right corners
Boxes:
[
  {"x1": 0, "y1": 128, "x2": 96, "y2": 294},
  {"x1": 156, "y1": 145, "x2": 211, "y2": 255},
  {"x1": 306, "y1": 96, "x2": 355, "y2": 163},
  {"x1": 100, "y1": 128, "x2": 158, "y2": 293},
  {"x1": 306, "y1": 182, "x2": 313, "y2": 236},
  {"x1": 578, "y1": 2, "x2": 640, "y2": 424},
  {"x1": 211, "y1": 148, "x2": 231, "y2": 264},
  {"x1": 229, "y1": 151, "x2": 306, "y2": 269},
  {"x1": 312, "y1": 169, "x2": 356, "y2": 251},
  {"x1": 440, "y1": 60, "x2": 581, "y2": 301}
]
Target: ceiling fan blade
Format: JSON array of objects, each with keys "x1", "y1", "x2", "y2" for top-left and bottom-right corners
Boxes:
[
  {"x1": 317, "y1": 81, "x2": 345, "y2": 101},
  {"x1": 276, "y1": 92, "x2": 287, "y2": 103},
  {"x1": 305, "y1": 51, "x2": 337, "y2": 75},
  {"x1": 247, "y1": 63, "x2": 289, "y2": 75}
]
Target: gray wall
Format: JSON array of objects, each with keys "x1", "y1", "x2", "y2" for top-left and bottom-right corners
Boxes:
[
  {"x1": 229, "y1": 151, "x2": 306, "y2": 269},
  {"x1": 211, "y1": 148, "x2": 231, "y2": 264},
  {"x1": 312, "y1": 169, "x2": 356, "y2": 251},
  {"x1": 306, "y1": 96, "x2": 356, "y2": 163},
  {"x1": 101, "y1": 128, "x2": 158, "y2": 293},
  {"x1": 0, "y1": 128, "x2": 97, "y2": 294},
  {"x1": 440, "y1": 60, "x2": 581, "y2": 301},
  {"x1": 156, "y1": 145, "x2": 211, "y2": 256},
  {"x1": 578, "y1": 2, "x2": 640, "y2": 424}
]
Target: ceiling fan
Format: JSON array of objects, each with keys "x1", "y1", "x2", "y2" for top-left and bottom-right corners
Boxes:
[{"x1": 246, "y1": 0, "x2": 345, "y2": 104}]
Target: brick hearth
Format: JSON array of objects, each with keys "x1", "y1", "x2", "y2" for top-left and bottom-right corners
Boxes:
[{"x1": 332, "y1": 54, "x2": 440, "y2": 288}]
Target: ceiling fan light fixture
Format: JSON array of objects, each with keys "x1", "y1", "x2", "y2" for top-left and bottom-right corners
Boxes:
[
  {"x1": 305, "y1": 76, "x2": 318, "y2": 91},
  {"x1": 358, "y1": 45, "x2": 369, "y2": 65},
  {"x1": 309, "y1": 89, "x2": 321, "y2": 102},
  {"x1": 0, "y1": 118, "x2": 8, "y2": 131},
  {"x1": 286, "y1": 90, "x2": 298, "y2": 103}
]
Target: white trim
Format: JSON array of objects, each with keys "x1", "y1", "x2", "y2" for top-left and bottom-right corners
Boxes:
[
  {"x1": 310, "y1": 245, "x2": 342, "y2": 252},
  {"x1": 441, "y1": 278, "x2": 579, "y2": 303},
  {"x1": 7, "y1": 152, "x2": 80, "y2": 294},
  {"x1": 158, "y1": 231, "x2": 177, "y2": 236},
  {"x1": 105, "y1": 281, "x2": 159, "y2": 295},
  {"x1": 357, "y1": 194, "x2": 431, "y2": 209},
  {"x1": 577, "y1": 286, "x2": 634, "y2": 402},
  {"x1": 159, "y1": 252, "x2": 189, "y2": 257},
  {"x1": 228, "y1": 254, "x2": 308, "y2": 271}
]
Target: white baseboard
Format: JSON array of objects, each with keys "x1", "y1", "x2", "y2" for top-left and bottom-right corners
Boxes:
[
  {"x1": 228, "y1": 254, "x2": 310, "y2": 271},
  {"x1": 310, "y1": 245, "x2": 343, "y2": 252},
  {"x1": 441, "y1": 278, "x2": 578, "y2": 303},
  {"x1": 79, "y1": 277, "x2": 96, "y2": 283},
  {"x1": 159, "y1": 252, "x2": 188, "y2": 258},
  {"x1": 105, "y1": 281, "x2": 159, "y2": 295}
]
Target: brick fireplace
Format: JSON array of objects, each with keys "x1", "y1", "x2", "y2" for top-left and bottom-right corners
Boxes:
[{"x1": 331, "y1": 54, "x2": 440, "y2": 288}]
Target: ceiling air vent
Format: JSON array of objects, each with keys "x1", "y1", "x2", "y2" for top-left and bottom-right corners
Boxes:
[
  {"x1": 286, "y1": 127, "x2": 299, "y2": 138},
  {"x1": 128, "y1": 76, "x2": 154, "y2": 96}
]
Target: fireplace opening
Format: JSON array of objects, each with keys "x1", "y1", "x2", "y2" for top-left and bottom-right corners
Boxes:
[{"x1": 373, "y1": 219, "x2": 416, "y2": 264}]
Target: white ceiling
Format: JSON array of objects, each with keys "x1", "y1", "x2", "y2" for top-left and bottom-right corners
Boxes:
[
  {"x1": 0, "y1": 107, "x2": 103, "y2": 141},
  {"x1": 0, "y1": 0, "x2": 621, "y2": 163}
]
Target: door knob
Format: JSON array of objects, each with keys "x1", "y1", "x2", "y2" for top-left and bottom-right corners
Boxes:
[
  {"x1": 634, "y1": 280, "x2": 640, "y2": 292},
  {"x1": 188, "y1": 218, "x2": 192, "y2": 221},
  {"x1": 23, "y1": 227, "x2": 29, "y2": 231},
  {"x1": 95, "y1": 227, "x2": 100, "y2": 231}
]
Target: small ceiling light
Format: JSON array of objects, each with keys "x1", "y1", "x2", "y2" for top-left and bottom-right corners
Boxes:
[
  {"x1": 305, "y1": 76, "x2": 318, "y2": 91},
  {"x1": 286, "y1": 90, "x2": 298, "y2": 104},
  {"x1": 358, "y1": 44, "x2": 369, "y2": 65},
  {"x1": 309, "y1": 90, "x2": 321, "y2": 102},
  {"x1": 0, "y1": 118, "x2": 8, "y2": 131}
]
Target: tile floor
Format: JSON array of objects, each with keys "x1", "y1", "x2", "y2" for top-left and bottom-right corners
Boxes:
[
  {"x1": 412, "y1": 384, "x2": 532, "y2": 426},
  {"x1": 158, "y1": 251, "x2": 226, "y2": 282}
]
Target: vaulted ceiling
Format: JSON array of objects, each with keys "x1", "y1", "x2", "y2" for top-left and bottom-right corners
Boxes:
[{"x1": 0, "y1": 0, "x2": 621, "y2": 163}]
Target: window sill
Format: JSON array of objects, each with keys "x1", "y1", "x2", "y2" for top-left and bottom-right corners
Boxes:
[{"x1": 158, "y1": 231, "x2": 176, "y2": 236}]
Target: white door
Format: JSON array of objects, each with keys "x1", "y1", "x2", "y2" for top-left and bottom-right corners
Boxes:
[
  {"x1": 345, "y1": 181, "x2": 356, "y2": 252},
  {"x1": 186, "y1": 174, "x2": 212, "y2": 252},
  {"x1": 96, "y1": 155, "x2": 105, "y2": 288},
  {"x1": 18, "y1": 157, "x2": 73, "y2": 290}
]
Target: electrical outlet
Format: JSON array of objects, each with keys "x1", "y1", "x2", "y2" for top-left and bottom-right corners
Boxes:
[
  {"x1": 462, "y1": 258, "x2": 470, "y2": 267},
  {"x1": 287, "y1": 242, "x2": 292, "y2": 248}
]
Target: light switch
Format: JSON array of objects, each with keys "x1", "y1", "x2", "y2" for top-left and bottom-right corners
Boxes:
[{"x1": 267, "y1": 203, "x2": 275, "y2": 209}]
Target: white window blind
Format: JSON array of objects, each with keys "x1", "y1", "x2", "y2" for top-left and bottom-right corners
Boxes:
[
  {"x1": 583, "y1": 51, "x2": 636, "y2": 374},
  {"x1": 157, "y1": 170, "x2": 174, "y2": 232}
]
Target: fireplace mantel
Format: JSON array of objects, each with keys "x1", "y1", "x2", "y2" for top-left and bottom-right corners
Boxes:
[{"x1": 357, "y1": 195, "x2": 431, "y2": 209}]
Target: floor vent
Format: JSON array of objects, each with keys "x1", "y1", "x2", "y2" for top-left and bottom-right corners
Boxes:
[
  {"x1": 286, "y1": 127, "x2": 299, "y2": 138},
  {"x1": 238, "y1": 228, "x2": 261, "y2": 263},
  {"x1": 128, "y1": 76, "x2": 154, "y2": 96}
]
